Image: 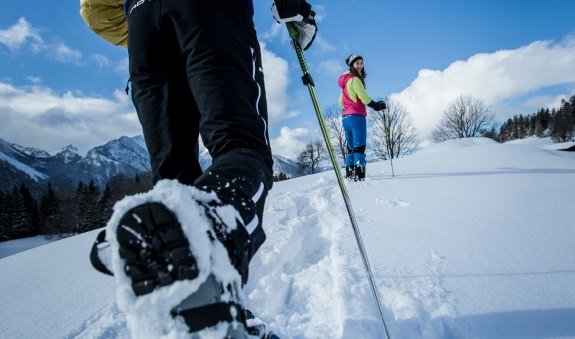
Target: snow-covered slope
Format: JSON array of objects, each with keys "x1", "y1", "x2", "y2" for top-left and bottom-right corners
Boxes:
[{"x1": 1, "y1": 138, "x2": 574, "y2": 338}]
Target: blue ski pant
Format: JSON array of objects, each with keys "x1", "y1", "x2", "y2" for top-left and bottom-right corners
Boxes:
[{"x1": 342, "y1": 114, "x2": 367, "y2": 168}]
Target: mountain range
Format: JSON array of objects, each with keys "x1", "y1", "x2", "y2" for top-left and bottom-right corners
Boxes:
[{"x1": 0, "y1": 136, "x2": 301, "y2": 196}]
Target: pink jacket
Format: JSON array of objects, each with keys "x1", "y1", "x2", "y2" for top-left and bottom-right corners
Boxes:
[{"x1": 338, "y1": 72, "x2": 369, "y2": 116}]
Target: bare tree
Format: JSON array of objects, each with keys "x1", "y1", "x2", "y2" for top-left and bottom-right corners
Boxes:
[
  {"x1": 323, "y1": 104, "x2": 347, "y2": 166},
  {"x1": 431, "y1": 94, "x2": 494, "y2": 142},
  {"x1": 369, "y1": 98, "x2": 419, "y2": 161},
  {"x1": 297, "y1": 140, "x2": 327, "y2": 175}
]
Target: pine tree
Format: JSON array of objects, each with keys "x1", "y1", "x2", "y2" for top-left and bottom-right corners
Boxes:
[
  {"x1": 551, "y1": 100, "x2": 575, "y2": 142},
  {"x1": 534, "y1": 109, "x2": 546, "y2": 137},
  {"x1": 75, "y1": 180, "x2": 101, "y2": 233},
  {"x1": 20, "y1": 184, "x2": 40, "y2": 236},
  {"x1": 482, "y1": 125, "x2": 499, "y2": 142},
  {"x1": 570, "y1": 94, "x2": 575, "y2": 137},
  {"x1": 9, "y1": 187, "x2": 29, "y2": 239},
  {"x1": 0, "y1": 192, "x2": 11, "y2": 241},
  {"x1": 513, "y1": 115, "x2": 522, "y2": 140},
  {"x1": 74, "y1": 181, "x2": 91, "y2": 233},
  {"x1": 499, "y1": 118, "x2": 514, "y2": 142},
  {"x1": 98, "y1": 184, "x2": 113, "y2": 228},
  {"x1": 273, "y1": 172, "x2": 290, "y2": 182},
  {"x1": 53, "y1": 194, "x2": 78, "y2": 235},
  {"x1": 131, "y1": 172, "x2": 152, "y2": 194},
  {"x1": 40, "y1": 183, "x2": 61, "y2": 235}
]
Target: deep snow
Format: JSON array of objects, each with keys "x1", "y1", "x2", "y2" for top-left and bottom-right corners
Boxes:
[{"x1": 1, "y1": 138, "x2": 574, "y2": 338}]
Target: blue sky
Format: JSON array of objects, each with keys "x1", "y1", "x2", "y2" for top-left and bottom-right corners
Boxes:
[{"x1": 1, "y1": 0, "x2": 574, "y2": 158}]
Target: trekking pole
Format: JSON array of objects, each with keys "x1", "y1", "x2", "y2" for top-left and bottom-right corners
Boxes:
[{"x1": 286, "y1": 23, "x2": 391, "y2": 339}]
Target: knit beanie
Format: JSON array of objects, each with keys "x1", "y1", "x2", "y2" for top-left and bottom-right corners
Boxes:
[{"x1": 345, "y1": 53, "x2": 363, "y2": 67}]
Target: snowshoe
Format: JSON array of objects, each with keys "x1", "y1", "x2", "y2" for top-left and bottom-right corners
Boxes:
[
  {"x1": 90, "y1": 229, "x2": 114, "y2": 276},
  {"x1": 103, "y1": 180, "x2": 252, "y2": 338}
]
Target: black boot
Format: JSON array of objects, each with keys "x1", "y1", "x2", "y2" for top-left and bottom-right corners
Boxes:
[
  {"x1": 356, "y1": 165, "x2": 365, "y2": 181},
  {"x1": 345, "y1": 165, "x2": 356, "y2": 179}
]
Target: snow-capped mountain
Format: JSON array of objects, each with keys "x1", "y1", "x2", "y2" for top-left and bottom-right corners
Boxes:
[
  {"x1": 52, "y1": 145, "x2": 81, "y2": 164},
  {"x1": 11, "y1": 144, "x2": 51, "y2": 158},
  {"x1": 0, "y1": 136, "x2": 151, "y2": 195},
  {"x1": 272, "y1": 154, "x2": 301, "y2": 178},
  {"x1": 60, "y1": 136, "x2": 152, "y2": 189},
  {"x1": 0, "y1": 138, "x2": 50, "y2": 194},
  {"x1": 0, "y1": 136, "x2": 301, "y2": 195}
]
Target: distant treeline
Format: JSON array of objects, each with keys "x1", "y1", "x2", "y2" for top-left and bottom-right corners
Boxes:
[
  {"x1": 491, "y1": 93, "x2": 575, "y2": 143},
  {"x1": 0, "y1": 169, "x2": 293, "y2": 242},
  {"x1": 0, "y1": 172, "x2": 152, "y2": 242}
]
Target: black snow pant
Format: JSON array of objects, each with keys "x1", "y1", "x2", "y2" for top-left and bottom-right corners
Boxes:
[{"x1": 126, "y1": 0, "x2": 273, "y2": 283}]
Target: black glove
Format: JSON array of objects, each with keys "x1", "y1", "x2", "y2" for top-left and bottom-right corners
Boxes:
[
  {"x1": 367, "y1": 100, "x2": 387, "y2": 111},
  {"x1": 272, "y1": 0, "x2": 317, "y2": 50}
]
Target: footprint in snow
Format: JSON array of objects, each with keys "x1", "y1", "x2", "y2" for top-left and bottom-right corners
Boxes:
[{"x1": 375, "y1": 198, "x2": 410, "y2": 207}]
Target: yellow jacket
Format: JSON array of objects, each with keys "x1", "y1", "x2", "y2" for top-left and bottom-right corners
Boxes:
[{"x1": 80, "y1": 0, "x2": 128, "y2": 48}]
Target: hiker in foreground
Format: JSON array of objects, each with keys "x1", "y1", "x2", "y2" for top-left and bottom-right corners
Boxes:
[{"x1": 80, "y1": 0, "x2": 317, "y2": 337}]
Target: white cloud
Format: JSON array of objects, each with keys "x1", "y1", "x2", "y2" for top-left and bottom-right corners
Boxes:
[
  {"x1": 0, "y1": 18, "x2": 83, "y2": 65},
  {"x1": 0, "y1": 81, "x2": 141, "y2": 152},
  {"x1": 262, "y1": 23, "x2": 285, "y2": 42},
  {"x1": 0, "y1": 17, "x2": 42, "y2": 51},
  {"x1": 522, "y1": 93, "x2": 570, "y2": 111},
  {"x1": 318, "y1": 58, "x2": 343, "y2": 77},
  {"x1": 26, "y1": 76, "x2": 42, "y2": 84},
  {"x1": 91, "y1": 53, "x2": 111, "y2": 68},
  {"x1": 116, "y1": 57, "x2": 129, "y2": 74},
  {"x1": 0, "y1": 42, "x2": 295, "y2": 153},
  {"x1": 260, "y1": 42, "x2": 297, "y2": 125},
  {"x1": 390, "y1": 37, "x2": 575, "y2": 139},
  {"x1": 270, "y1": 126, "x2": 319, "y2": 159},
  {"x1": 262, "y1": 25, "x2": 334, "y2": 55},
  {"x1": 312, "y1": 34, "x2": 336, "y2": 54},
  {"x1": 47, "y1": 41, "x2": 83, "y2": 65},
  {"x1": 313, "y1": 5, "x2": 327, "y2": 23},
  {"x1": 490, "y1": 89, "x2": 575, "y2": 121}
]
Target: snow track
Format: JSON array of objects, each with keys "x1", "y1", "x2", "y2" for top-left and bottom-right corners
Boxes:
[
  {"x1": 68, "y1": 304, "x2": 128, "y2": 339},
  {"x1": 347, "y1": 178, "x2": 463, "y2": 339},
  {"x1": 246, "y1": 177, "x2": 386, "y2": 338}
]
